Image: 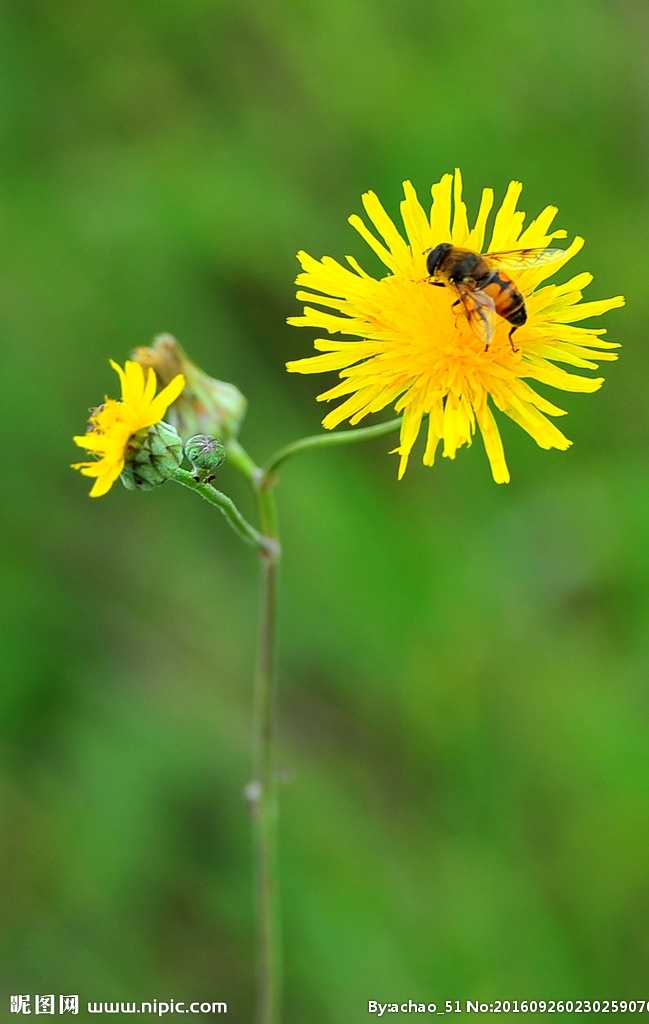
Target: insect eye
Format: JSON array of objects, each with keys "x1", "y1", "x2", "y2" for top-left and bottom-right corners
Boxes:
[
  {"x1": 425, "y1": 243, "x2": 451, "y2": 276},
  {"x1": 425, "y1": 245, "x2": 443, "y2": 274}
]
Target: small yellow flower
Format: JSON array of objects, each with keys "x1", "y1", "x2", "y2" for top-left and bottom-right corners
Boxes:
[
  {"x1": 72, "y1": 360, "x2": 185, "y2": 497},
  {"x1": 287, "y1": 170, "x2": 624, "y2": 482}
]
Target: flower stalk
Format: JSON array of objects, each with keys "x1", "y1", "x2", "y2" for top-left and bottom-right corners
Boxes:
[
  {"x1": 225, "y1": 438, "x2": 281, "y2": 1024},
  {"x1": 249, "y1": 474, "x2": 281, "y2": 1024},
  {"x1": 229, "y1": 420, "x2": 401, "y2": 1024},
  {"x1": 263, "y1": 416, "x2": 402, "y2": 477}
]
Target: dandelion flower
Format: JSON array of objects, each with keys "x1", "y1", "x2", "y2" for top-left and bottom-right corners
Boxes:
[
  {"x1": 287, "y1": 170, "x2": 624, "y2": 482},
  {"x1": 72, "y1": 359, "x2": 185, "y2": 497}
]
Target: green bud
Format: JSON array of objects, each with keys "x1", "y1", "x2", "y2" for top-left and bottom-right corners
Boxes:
[
  {"x1": 184, "y1": 434, "x2": 226, "y2": 483},
  {"x1": 120, "y1": 420, "x2": 183, "y2": 491}
]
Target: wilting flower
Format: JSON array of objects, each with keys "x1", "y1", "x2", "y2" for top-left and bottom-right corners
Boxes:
[
  {"x1": 133, "y1": 334, "x2": 247, "y2": 443},
  {"x1": 72, "y1": 359, "x2": 185, "y2": 497},
  {"x1": 287, "y1": 170, "x2": 624, "y2": 482}
]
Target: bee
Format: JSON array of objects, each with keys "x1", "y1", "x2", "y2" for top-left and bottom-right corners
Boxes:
[{"x1": 424, "y1": 242, "x2": 564, "y2": 350}]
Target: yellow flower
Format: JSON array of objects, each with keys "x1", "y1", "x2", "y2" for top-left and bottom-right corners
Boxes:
[
  {"x1": 287, "y1": 170, "x2": 624, "y2": 483},
  {"x1": 72, "y1": 359, "x2": 185, "y2": 497}
]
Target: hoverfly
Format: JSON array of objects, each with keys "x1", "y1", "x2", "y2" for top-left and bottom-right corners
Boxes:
[{"x1": 424, "y1": 242, "x2": 564, "y2": 350}]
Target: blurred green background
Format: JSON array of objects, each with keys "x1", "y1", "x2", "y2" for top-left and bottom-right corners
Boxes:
[{"x1": 1, "y1": 0, "x2": 647, "y2": 1019}]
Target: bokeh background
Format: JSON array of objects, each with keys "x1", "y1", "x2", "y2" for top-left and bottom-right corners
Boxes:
[{"x1": 2, "y1": 0, "x2": 648, "y2": 1019}]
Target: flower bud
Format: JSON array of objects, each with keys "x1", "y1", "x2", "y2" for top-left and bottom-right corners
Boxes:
[
  {"x1": 184, "y1": 434, "x2": 226, "y2": 483},
  {"x1": 133, "y1": 334, "x2": 247, "y2": 443},
  {"x1": 120, "y1": 420, "x2": 183, "y2": 491}
]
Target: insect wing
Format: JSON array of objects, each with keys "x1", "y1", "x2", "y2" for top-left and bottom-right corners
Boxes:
[
  {"x1": 455, "y1": 285, "x2": 497, "y2": 345},
  {"x1": 483, "y1": 247, "x2": 565, "y2": 271}
]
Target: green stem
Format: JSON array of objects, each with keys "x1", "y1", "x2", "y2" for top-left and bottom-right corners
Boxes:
[
  {"x1": 171, "y1": 468, "x2": 269, "y2": 554},
  {"x1": 263, "y1": 417, "x2": 402, "y2": 478},
  {"x1": 249, "y1": 473, "x2": 281, "y2": 1024},
  {"x1": 222, "y1": 440, "x2": 282, "y2": 1024}
]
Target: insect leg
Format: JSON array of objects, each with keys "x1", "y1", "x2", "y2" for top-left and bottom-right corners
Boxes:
[{"x1": 508, "y1": 325, "x2": 520, "y2": 353}]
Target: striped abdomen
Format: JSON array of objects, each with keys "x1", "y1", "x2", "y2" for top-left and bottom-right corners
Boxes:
[{"x1": 479, "y1": 268, "x2": 527, "y2": 328}]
